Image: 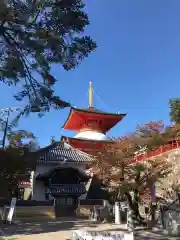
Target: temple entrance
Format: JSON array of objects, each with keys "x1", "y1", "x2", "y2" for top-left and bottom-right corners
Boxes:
[
  {"x1": 49, "y1": 167, "x2": 84, "y2": 185},
  {"x1": 54, "y1": 196, "x2": 79, "y2": 217},
  {"x1": 49, "y1": 167, "x2": 87, "y2": 217}
]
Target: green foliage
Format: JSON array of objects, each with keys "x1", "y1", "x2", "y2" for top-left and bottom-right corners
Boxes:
[
  {"x1": 0, "y1": 146, "x2": 33, "y2": 198},
  {"x1": 7, "y1": 130, "x2": 35, "y2": 147},
  {"x1": 0, "y1": 0, "x2": 96, "y2": 114},
  {"x1": 163, "y1": 124, "x2": 180, "y2": 141},
  {"x1": 0, "y1": 147, "x2": 31, "y2": 177},
  {"x1": 0, "y1": 121, "x2": 36, "y2": 196},
  {"x1": 169, "y1": 98, "x2": 180, "y2": 124},
  {"x1": 135, "y1": 121, "x2": 167, "y2": 150},
  {"x1": 0, "y1": 115, "x2": 36, "y2": 147}
]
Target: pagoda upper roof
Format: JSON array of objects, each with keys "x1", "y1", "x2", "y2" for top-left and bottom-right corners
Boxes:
[
  {"x1": 62, "y1": 107, "x2": 126, "y2": 132},
  {"x1": 31, "y1": 141, "x2": 95, "y2": 164},
  {"x1": 79, "y1": 107, "x2": 105, "y2": 113},
  {"x1": 65, "y1": 106, "x2": 125, "y2": 116}
]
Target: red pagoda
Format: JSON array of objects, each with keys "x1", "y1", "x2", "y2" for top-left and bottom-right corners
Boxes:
[{"x1": 61, "y1": 82, "x2": 127, "y2": 154}]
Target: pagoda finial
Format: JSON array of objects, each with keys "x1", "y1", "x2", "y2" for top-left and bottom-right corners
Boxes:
[{"x1": 89, "y1": 81, "x2": 93, "y2": 107}]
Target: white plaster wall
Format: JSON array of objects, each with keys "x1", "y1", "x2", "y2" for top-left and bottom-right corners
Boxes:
[
  {"x1": 32, "y1": 180, "x2": 46, "y2": 201},
  {"x1": 35, "y1": 164, "x2": 55, "y2": 175},
  {"x1": 33, "y1": 164, "x2": 54, "y2": 201}
]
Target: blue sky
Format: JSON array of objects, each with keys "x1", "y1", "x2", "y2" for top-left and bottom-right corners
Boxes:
[{"x1": 1, "y1": 0, "x2": 180, "y2": 146}]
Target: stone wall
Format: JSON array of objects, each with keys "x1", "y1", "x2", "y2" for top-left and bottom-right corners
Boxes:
[
  {"x1": 14, "y1": 205, "x2": 103, "y2": 221},
  {"x1": 156, "y1": 149, "x2": 180, "y2": 199},
  {"x1": 157, "y1": 203, "x2": 180, "y2": 236},
  {"x1": 14, "y1": 206, "x2": 55, "y2": 221},
  {"x1": 76, "y1": 204, "x2": 102, "y2": 218},
  {"x1": 0, "y1": 199, "x2": 103, "y2": 222}
]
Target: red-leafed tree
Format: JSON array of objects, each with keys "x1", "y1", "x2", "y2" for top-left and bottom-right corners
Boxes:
[{"x1": 89, "y1": 121, "x2": 173, "y2": 224}]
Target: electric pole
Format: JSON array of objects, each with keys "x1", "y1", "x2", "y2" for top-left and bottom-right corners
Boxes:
[{"x1": 0, "y1": 107, "x2": 21, "y2": 148}]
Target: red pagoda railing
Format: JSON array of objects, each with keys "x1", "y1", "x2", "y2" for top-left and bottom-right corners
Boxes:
[{"x1": 130, "y1": 141, "x2": 180, "y2": 165}]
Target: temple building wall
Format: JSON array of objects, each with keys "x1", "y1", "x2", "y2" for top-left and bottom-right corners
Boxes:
[
  {"x1": 32, "y1": 163, "x2": 87, "y2": 201},
  {"x1": 35, "y1": 164, "x2": 55, "y2": 175},
  {"x1": 35, "y1": 163, "x2": 86, "y2": 175},
  {"x1": 33, "y1": 180, "x2": 46, "y2": 201},
  {"x1": 32, "y1": 164, "x2": 55, "y2": 201}
]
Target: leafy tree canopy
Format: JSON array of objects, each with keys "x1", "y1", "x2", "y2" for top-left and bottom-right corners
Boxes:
[
  {"x1": 88, "y1": 121, "x2": 180, "y2": 223},
  {"x1": 0, "y1": 126, "x2": 37, "y2": 198},
  {"x1": 0, "y1": 0, "x2": 96, "y2": 115},
  {"x1": 90, "y1": 122, "x2": 172, "y2": 196},
  {"x1": 169, "y1": 98, "x2": 180, "y2": 124},
  {"x1": 0, "y1": 145, "x2": 34, "y2": 199},
  {"x1": 0, "y1": 114, "x2": 37, "y2": 147}
]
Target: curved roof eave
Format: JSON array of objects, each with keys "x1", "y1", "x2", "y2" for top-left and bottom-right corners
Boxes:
[{"x1": 61, "y1": 107, "x2": 127, "y2": 129}]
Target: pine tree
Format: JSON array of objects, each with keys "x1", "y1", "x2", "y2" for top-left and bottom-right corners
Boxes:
[
  {"x1": 169, "y1": 99, "x2": 180, "y2": 124},
  {"x1": 0, "y1": 0, "x2": 96, "y2": 114}
]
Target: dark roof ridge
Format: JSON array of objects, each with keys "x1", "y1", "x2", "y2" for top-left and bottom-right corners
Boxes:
[{"x1": 71, "y1": 106, "x2": 127, "y2": 116}]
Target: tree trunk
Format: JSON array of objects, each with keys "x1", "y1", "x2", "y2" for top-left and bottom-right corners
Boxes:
[
  {"x1": 150, "y1": 203, "x2": 156, "y2": 223},
  {"x1": 125, "y1": 192, "x2": 146, "y2": 226}
]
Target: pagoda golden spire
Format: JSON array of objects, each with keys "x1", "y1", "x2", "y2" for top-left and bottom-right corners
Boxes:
[{"x1": 89, "y1": 81, "x2": 93, "y2": 107}]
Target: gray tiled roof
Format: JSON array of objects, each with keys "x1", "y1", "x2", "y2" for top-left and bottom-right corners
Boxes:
[{"x1": 35, "y1": 141, "x2": 94, "y2": 164}]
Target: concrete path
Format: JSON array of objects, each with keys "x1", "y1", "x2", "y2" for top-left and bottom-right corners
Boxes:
[{"x1": 1, "y1": 218, "x2": 180, "y2": 240}]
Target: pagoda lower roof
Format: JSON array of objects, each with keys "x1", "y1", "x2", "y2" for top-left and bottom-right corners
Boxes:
[
  {"x1": 62, "y1": 107, "x2": 126, "y2": 132},
  {"x1": 61, "y1": 136, "x2": 115, "y2": 154}
]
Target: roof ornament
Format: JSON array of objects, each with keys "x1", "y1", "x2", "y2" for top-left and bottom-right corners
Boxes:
[
  {"x1": 62, "y1": 157, "x2": 67, "y2": 164},
  {"x1": 89, "y1": 81, "x2": 93, "y2": 108},
  {"x1": 50, "y1": 136, "x2": 56, "y2": 144}
]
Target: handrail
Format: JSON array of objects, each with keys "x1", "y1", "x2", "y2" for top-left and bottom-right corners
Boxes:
[
  {"x1": 129, "y1": 141, "x2": 180, "y2": 165},
  {"x1": 129, "y1": 141, "x2": 180, "y2": 201}
]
